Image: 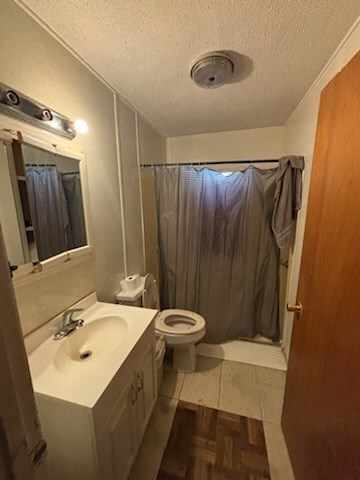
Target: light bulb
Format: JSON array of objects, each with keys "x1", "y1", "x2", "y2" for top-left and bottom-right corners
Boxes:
[
  {"x1": 74, "y1": 119, "x2": 88, "y2": 134},
  {"x1": 221, "y1": 171, "x2": 233, "y2": 177}
]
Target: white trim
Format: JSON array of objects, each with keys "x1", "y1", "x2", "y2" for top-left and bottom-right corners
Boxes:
[
  {"x1": 22, "y1": 135, "x2": 56, "y2": 154},
  {"x1": 14, "y1": 0, "x2": 166, "y2": 140},
  {"x1": 54, "y1": 143, "x2": 84, "y2": 160},
  {"x1": 0, "y1": 131, "x2": 13, "y2": 143},
  {"x1": 0, "y1": 115, "x2": 94, "y2": 284},
  {"x1": 135, "y1": 113, "x2": 147, "y2": 274},
  {"x1": 114, "y1": 93, "x2": 128, "y2": 276},
  {"x1": 286, "y1": 15, "x2": 360, "y2": 125},
  {"x1": 4, "y1": 142, "x2": 31, "y2": 263},
  {"x1": 13, "y1": 246, "x2": 94, "y2": 287},
  {"x1": 197, "y1": 340, "x2": 287, "y2": 371},
  {"x1": 77, "y1": 147, "x2": 93, "y2": 251},
  {"x1": 165, "y1": 137, "x2": 171, "y2": 163},
  {"x1": 0, "y1": 113, "x2": 84, "y2": 156}
]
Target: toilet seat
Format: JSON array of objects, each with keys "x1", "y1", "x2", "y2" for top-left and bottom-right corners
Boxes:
[
  {"x1": 135, "y1": 272, "x2": 206, "y2": 370},
  {"x1": 155, "y1": 309, "x2": 206, "y2": 336},
  {"x1": 141, "y1": 274, "x2": 206, "y2": 339}
]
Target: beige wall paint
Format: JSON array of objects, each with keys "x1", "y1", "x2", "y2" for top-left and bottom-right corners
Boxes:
[
  {"x1": 0, "y1": 0, "x2": 165, "y2": 335},
  {"x1": 137, "y1": 116, "x2": 166, "y2": 280},
  {"x1": 15, "y1": 259, "x2": 95, "y2": 337},
  {"x1": 140, "y1": 169, "x2": 160, "y2": 284},
  {"x1": 116, "y1": 99, "x2": 144, "y2": 275},
  {"x1": 138, "y1": 116, "x2": 166, "y2": 165},
  {"x1": 282, "y1": 18, "x2": 360, "y2": 359},
  {"x1": 166, "y1": 126, "x2": 285, "y2": 164},
  {"x1": 116, "y1": 109, "x2": 166, "y2": 277}
]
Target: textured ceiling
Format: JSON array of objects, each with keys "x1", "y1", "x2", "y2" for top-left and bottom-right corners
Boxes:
[{"x1": 20, "y1": 0, "x2": 360, "y2": 136}]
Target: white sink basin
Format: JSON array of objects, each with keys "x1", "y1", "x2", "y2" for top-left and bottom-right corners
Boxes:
[
  {"x1": 27, "y1": 297, "x2": 157, "y2": 407},
  {"x1": 54, "y1": 315, "x2": 128, "y2": 373}
]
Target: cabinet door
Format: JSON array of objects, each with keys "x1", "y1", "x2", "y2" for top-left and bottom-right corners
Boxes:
[
  {"x1": 135, "y1": 344, "x2": 158, "y2": 440},
  {"x1": 96, "y1": 379, "x2": 138, "y2": 480}
]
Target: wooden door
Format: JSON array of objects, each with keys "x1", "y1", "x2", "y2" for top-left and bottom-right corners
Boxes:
[
  {"x1": 0, "y1": 225, "x2": 47, "y2": 479},
  {"x1": 282, "y1": 51, "x2": 360, "y2": 479}
]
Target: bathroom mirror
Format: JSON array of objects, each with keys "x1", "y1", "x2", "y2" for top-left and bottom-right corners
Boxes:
[{"x1": 0, "y1": 137, "x2": 88, "y2": 268}]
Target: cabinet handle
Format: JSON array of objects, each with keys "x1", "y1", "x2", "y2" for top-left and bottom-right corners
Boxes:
[
  {"x1": 131, "y1": 384, "x2": 138, "y2": 405},
  {"x1": 136, "y1": 372, "x2": 144, "y2": 392}
]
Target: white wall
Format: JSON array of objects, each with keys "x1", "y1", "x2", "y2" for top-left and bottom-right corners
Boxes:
[
  {"x1": 0, "y1": 0, "x2": 165, "y2": 335},
  {"x1": 166, "y1": 126, "x2": 285, "y2": 164},
  {"x1": 282, "y1": 18, "x2": 360, "y2": 358},
  {"x1": 138, "y1": 116, "x2": 166, "y2": 165},
  {"x1": 116, "y1": 98, "x2": 144, "y2": 275},
  {"x1": 116, "y1": 102, "x2": 166, "y2": 277}
]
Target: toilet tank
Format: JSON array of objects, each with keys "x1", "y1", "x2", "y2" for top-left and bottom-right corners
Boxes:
[
  {"x1": 116, "y1": 274, "x2": 145, "y2": 307},
  {"x1": 116, "y1": 273, "x2": 159, "y2": 310}
]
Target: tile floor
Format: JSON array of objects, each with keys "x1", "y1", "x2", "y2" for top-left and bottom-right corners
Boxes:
[{"x1": 129, "y1": 355, "x2": 295, "y2": 480}]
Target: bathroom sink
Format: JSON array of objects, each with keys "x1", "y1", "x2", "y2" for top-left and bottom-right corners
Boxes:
[
  {"x1": 27, "y1": 296, "x2": 158, "y2": 407},
  {"x1": 54, "y1": 315, "x2": 128, "y2": 373}
]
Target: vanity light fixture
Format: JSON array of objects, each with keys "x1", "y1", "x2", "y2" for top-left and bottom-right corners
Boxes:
[
  {"x1": 74, "y1": 118, "x2": 88, "y2": 134},
  {"x1": 0, "y1": 81, "x2": 76, "y2": 139}
]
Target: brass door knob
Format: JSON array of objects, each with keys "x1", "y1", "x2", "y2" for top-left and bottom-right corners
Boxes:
[{"x1": 287, "y1": 301, "x2": 303, "y2": 316}]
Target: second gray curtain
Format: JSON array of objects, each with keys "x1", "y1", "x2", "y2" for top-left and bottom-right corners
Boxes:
[
  {"x1": 154, "y1": 166, "x2": 280, "y2": 343},
  {"x1": 26, "y1": 167, "x2": 67, "y2": 261},
  {"x1": 61, "y1": 173, "x2": 87, "y2": 250}
]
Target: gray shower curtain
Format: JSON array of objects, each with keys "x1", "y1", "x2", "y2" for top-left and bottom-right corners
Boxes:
[
  {"x1": 26, "y1": 167, "x2": 67, "y2": 261},
  {"x1": 154, "y1": 166, "x2": 280, "y2": 343}
]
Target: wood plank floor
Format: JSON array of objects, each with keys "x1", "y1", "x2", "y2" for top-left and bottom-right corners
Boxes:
[{"x1": 157, "y1": 400, "x2": 271, "y2": 480}]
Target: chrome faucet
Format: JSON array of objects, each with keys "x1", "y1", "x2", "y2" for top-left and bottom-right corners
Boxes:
[{"x1": 53, "y1": 308, "x2": 85, "y2": 340}]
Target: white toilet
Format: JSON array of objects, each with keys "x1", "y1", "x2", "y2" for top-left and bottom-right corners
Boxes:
[{"x1": 116, "y1": 273, "x2": 206, "y2": 373}]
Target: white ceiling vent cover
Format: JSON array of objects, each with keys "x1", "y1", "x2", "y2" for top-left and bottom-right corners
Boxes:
[{"x1": 191, "y1": 53, "x2": 234, "y2": 89}]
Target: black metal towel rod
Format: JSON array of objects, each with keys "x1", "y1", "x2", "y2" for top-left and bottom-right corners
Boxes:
[{"x1": 141, "y1": 159, "x2": 278, "y2": 167}]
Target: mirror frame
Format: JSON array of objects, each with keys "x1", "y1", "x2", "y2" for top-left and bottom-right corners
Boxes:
[{"x1": 0, "y1": 113, "x2": 93, "y2": 286}]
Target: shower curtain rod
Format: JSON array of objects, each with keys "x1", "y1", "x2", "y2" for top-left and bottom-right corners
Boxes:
[
  {"x1": 140, "y1": 159, "x2": 278, "y2": 167},
  {"x1": 26, "y1": 163, "x2": 56, "y2": 167}
]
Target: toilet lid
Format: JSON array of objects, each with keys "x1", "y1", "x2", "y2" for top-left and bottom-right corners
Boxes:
[
  {"x1": 142, "y1": 273, "x2": 160, "y2": 310},
  {"x1": 156, "y1": 309, "x2": 206, "y2": 335}
]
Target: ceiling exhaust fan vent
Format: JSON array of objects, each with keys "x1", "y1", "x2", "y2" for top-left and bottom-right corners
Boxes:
[{"x1": 191, "y1": 53, "x2": 234, "y2": 89}]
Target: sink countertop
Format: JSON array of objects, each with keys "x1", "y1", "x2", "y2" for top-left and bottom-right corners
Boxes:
[{"x1": 27, "y1": 296, "x2": 158, "y2": 408}]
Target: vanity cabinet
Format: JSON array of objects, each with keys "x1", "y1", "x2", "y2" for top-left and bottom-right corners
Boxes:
[
  {"x1": 96, "y1": 343, "x2": 157, "y2": 480},
  {"x1": 96, "y1": 378, "x2": 137, "y2": 480},
  {"x1": 136, "y1": 344, "x2": 158, "y2": 436},
  {"x1": 35, "y1": 322, "x2": 157, "y2": 480}
]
